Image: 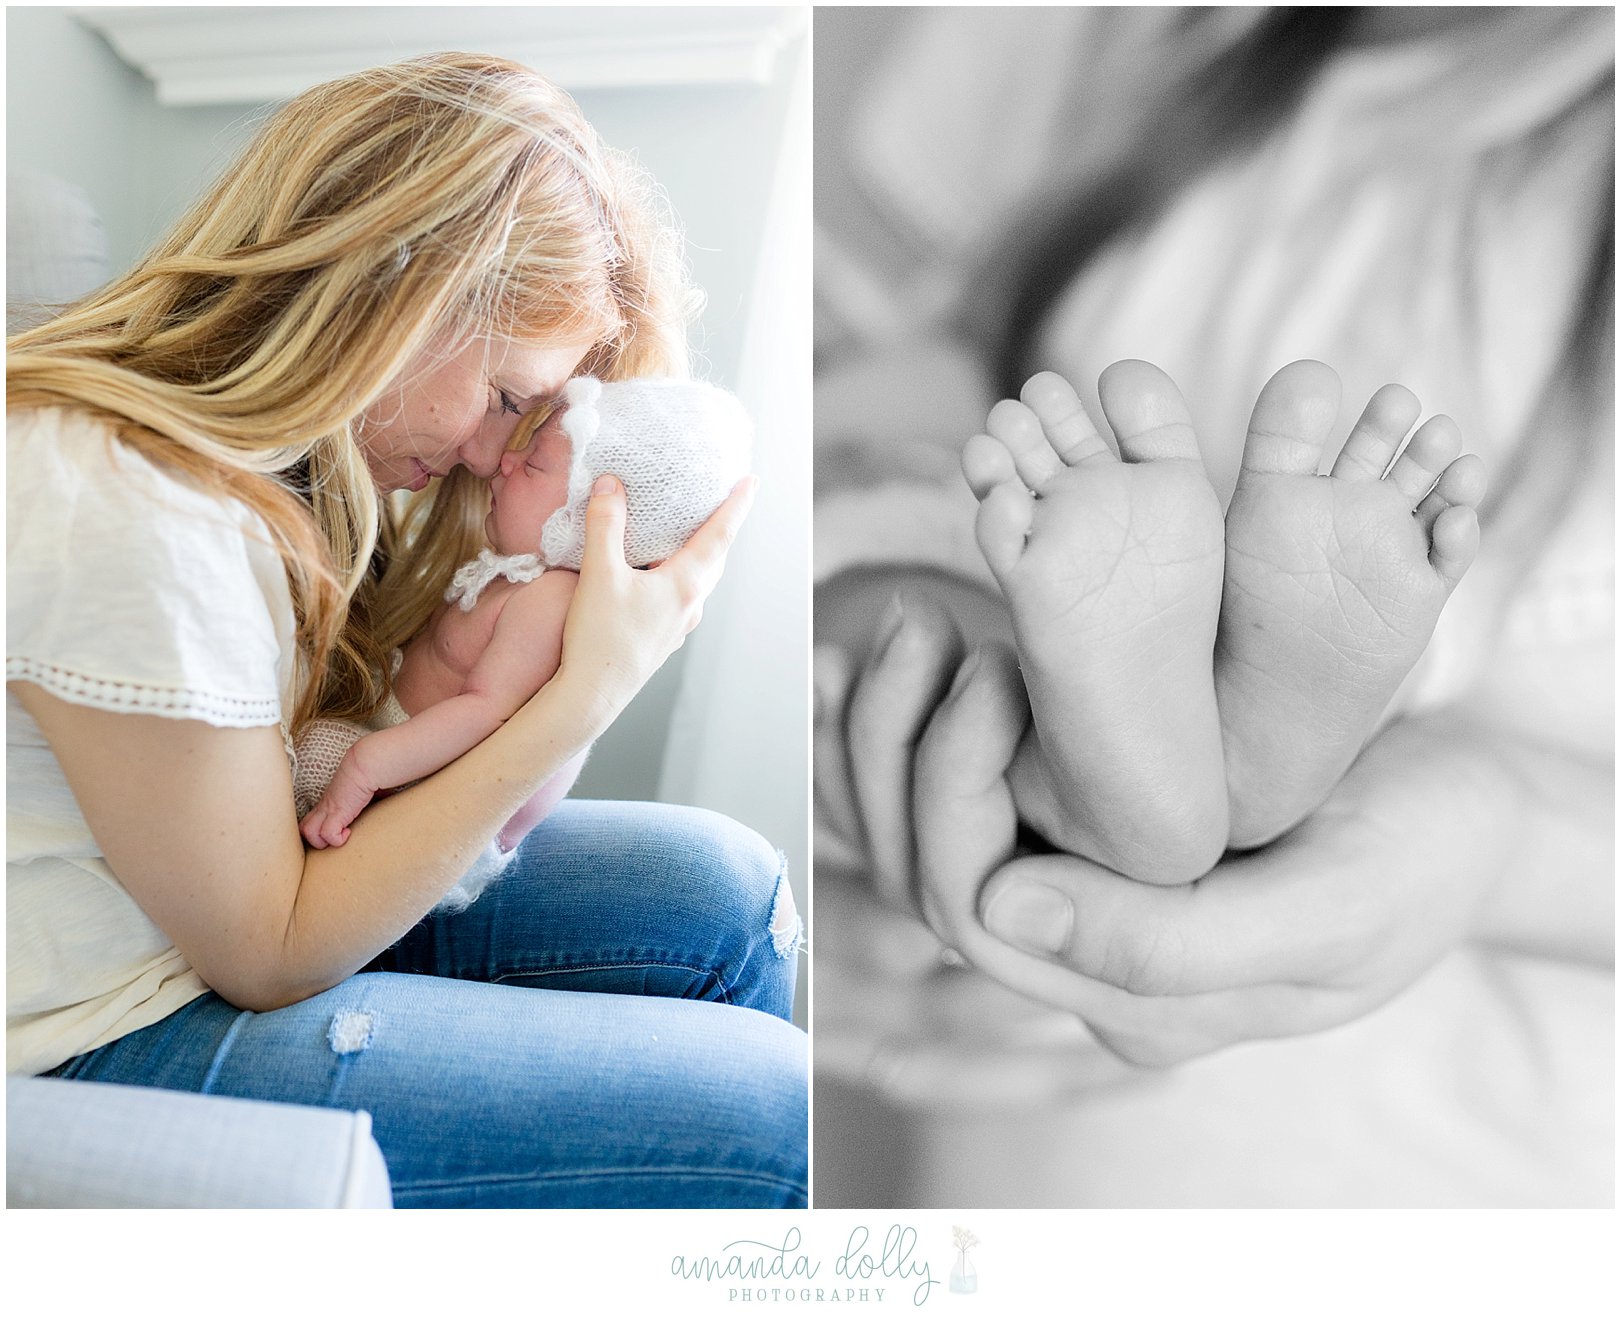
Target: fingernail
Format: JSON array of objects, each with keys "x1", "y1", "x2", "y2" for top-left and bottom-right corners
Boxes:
[
  {"x1": 984, "y1": 881, "x2": 1073, "y2": 956},
  {"x1": 946, "y1": 648, "x2": 981, "y2": 699},
  {"x1": 593, "y1": 474, "x2": 618, "y2": 496}
]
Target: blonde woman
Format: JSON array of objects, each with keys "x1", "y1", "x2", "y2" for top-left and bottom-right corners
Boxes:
[{"x1": 7, "y1": 54, "x2": 805, "y2": 1208}]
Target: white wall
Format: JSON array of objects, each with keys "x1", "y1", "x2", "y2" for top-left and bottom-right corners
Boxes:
[
  {"x1": 6, "y1": 7, "x2": 149, "y2": 270},
  {"x1": 7, "y1": 6, "x2": 810, "y2": 1016}
]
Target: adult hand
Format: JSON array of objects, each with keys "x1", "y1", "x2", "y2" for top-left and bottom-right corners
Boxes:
[
  {"x1": 815, "y1": 634, "x2": 1142, "y2": 1108},
  {"x1": 815, "y1": 570, "x2": 1130, "y2": 1108},
  {"x1": 552, "y1": 473, "x2": 755, "y2": 730},
  {"x1": 814, "y1": 564, "x2": 1013, "y2": 911},
  {"x1": 914, "y1": 686, "x2": 1529, "y2": 1068},
  {"x1": 814, "y1": 856, "x2": 1147, "y2": 1108}
]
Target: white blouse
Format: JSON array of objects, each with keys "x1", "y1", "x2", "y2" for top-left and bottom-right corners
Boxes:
[{"x1": 6, "y1": 408, "x2": 300, "y2": 1074}]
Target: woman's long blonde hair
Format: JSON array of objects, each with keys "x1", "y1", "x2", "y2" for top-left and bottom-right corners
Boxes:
[{"x1": 7, "y1": 52, "x2": 696, "y2": 731}]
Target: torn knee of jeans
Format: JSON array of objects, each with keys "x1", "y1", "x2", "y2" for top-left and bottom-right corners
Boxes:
[
  {"x1": 327, "y1": 1009, "x2": 376, "y2": 1055},
  {"x1": 767, "y1": 856, "x2": 802, "y2": 960}
]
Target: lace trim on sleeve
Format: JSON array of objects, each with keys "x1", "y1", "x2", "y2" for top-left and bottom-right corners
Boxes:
[{"x1": 6, "y1": 657, "x2": 281, "y2": 727}]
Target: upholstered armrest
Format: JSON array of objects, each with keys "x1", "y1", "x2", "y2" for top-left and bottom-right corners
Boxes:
[{"x1": 6, "y1": 1075, "x2": 393, "y2": 1208}]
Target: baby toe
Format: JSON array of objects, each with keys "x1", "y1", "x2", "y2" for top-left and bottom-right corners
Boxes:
[
  {"x1": 1097, "y1": 359, "x2": 1202, "y2": 464},
  {"x1": 987, "y1": 397, "x2": 1065, "y2": 491},
  {"x1": 1238, "y1": 359, "x2": 1341, "y2": 477},
  {"x1": 1386, "y1": 413, "x2": 1463, "y2": 506},
  {"x1": 974, "y1": 480, "x2": 1036, "y2": 582},
  {"x1": 962, "y1": 431, "x2": 1019, "y2": 500},
  {"x1": 1019, "y1": 371, "x2": 1112, "y2": 466},
  {"x1": 1426, "y1": 503, "x2": 1480, "y2": 587},
  {"x1": 1431, "y1": 451, "x2": 1488, "y2": 509},
  {"x1": 1329, "y1": 383, "x2": 1422, "y2": 482},
  {"x1": 1415, "y1": 454, "x2": 1486, "y2": 586}
]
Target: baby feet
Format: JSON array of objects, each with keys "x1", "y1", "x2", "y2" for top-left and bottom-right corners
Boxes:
[
  {"x1": 962, "y1": 365, "x2": 1229, "y2": 883},
  {"x1": 1217, "y1": 360, "x2": 1486, "y2": 848}
]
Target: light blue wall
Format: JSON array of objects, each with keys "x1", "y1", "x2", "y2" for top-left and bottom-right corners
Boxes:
[{"x1": 6, "y1": 7, "x2": 151, "y2": 271}]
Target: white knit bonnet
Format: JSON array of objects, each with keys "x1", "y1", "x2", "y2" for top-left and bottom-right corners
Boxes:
[{"x1": 539, "y1": 376, "x2": 753, "y2": 569}]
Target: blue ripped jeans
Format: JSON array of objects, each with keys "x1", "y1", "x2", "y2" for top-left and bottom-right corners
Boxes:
[{"x1": 47, "y1": 800, "x2": 807, "y2": 1208}]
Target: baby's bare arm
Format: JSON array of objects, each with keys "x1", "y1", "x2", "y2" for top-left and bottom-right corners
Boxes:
[{"x1": 345, "y1": 572, "x2": 579, "y2": 794}]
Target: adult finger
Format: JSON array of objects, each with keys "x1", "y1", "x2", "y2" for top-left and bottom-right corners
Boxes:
[
  {"x1": 816, "y1": 972, "x2": 1148, "y2": 1109},
  {"x1": 846, "y1": 592, "x2": 965, "y2": 913},
  {"x1": 814, "y1": 856, "x2": 954, "y2": 987},
  {"x1": 813, "y1": 646, "x2": 864, "y2": 855},
  {"x1": 576, "y1": 473, "x2": 632, "y2": 576},
  {"x1": 899, "y1": 640, "x2": 1258, "y2": 1067},
  {"x1": 657, "y1": 474, "x2": 757, "y2": 599},
  {"x1": 819, "y1": 847, "x2": 1253, "y2": 1088},
  {"x1": 910, "y1": 642, "x2": 1028, "y2": 949},
  {"x1": 957, "y1": 888, "x2": 1320, "y2": 1067},
  {"x1": 973, "y1": 850, "x2": 1317, "y2": 996},
  {"x1": 816, "y1": 855, "x2": 1136, "y2": 1105}
]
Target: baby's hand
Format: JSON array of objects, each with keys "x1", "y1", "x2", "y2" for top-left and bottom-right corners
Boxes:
[{"x1": 299, "y1": 753, "x2": 377, "y2": 849}]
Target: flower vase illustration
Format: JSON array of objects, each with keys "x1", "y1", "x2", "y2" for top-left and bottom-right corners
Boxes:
[{"x1": 950, "y1": 1226, "x2": 979, "y2": 1294}]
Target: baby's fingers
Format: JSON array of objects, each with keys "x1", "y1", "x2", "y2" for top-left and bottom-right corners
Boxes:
[
  {"x1": 300, "y1": 807, "x2": 348, "y2": 850},
  {"x1": 300, "y1": 815, "x2": 327, "y2": 849}
]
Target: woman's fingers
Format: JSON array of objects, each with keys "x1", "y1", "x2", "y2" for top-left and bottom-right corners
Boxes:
[
  {"x1": 579, "y1": 473, "x2": 756, "y2": 617},
  {"x1": 814, "y1": 862, "x2": 1145, "y2": 1104},
  {"x1": 950, "y1": 864, "x2": 1318, "y2": 1066},
  {"x1": 578, "y1": 474, "x2": 632, "y2": 575},
  {"x1": 845, "y1": 592, "x2": 965, "y2": 912},
  {"x1": 559, "y1": 474, "x2": 757, "y2": 728},
  {"x1": 816, "y1": 971, "x2": 1147, "y2": 1108},
  {"x1": 910, "y1": 642, "x2": 1028, "y2": 946},
  {"x1": 659, "y1": 474, "x2": 758, "y2": 602},
  {"x1": 974, "y1": 846, "x2": 1331, "y2": 996},
  {"x1": 894, "y1": 650, "x2": 1326, "y2": 1060},
  {"x1": 813, "y1": 646, "x2": 865, "y2": 853},
  {"x1": 900, "y1": 663, "x2": 1300, "y2": 1070}
]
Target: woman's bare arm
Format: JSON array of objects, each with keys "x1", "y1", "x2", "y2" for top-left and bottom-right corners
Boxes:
[
  {"x1": 14, "y1": 475, "x2": 754, "y2": 1012},
  {"x1": 14, "y1": 672, "x2": 600, "y2": 1011}
]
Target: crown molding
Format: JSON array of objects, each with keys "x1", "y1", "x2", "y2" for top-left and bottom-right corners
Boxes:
[{"x1": 72, "y1": 6, "x2": 804, "y2": 106}]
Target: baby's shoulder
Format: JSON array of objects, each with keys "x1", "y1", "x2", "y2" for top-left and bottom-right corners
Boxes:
[
  {"x1": 494, "y1": 567, "x2": 578, "y2": 628},
  {"x1": 525, "y1": 568, "x2": 580, "y2": 600}
]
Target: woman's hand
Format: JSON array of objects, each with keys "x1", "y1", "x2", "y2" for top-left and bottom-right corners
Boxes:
[
  {"x1": 813, "y1": 573, "x2": 1142, "y2": 1107},
  {"x1": 815, "y1": 629, "x2": 1143, "y2": 1107},
  {"x1": 814, "y1": 565, "x2": 1014, "y2": 910},
  {"x1": 814, "y1": 856, "x2": 1146, "y2": 1108},
  {"x1": 551, "y1": 473, "x2": 756, "y2": 733},
  {"x1": 913, "y1": 677, "x2": 1549, "y2": 1067}
]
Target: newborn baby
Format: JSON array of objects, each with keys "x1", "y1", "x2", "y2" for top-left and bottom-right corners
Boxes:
[{"x1": 294, "y1": 375, "x2": 753, "y2": 908}]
